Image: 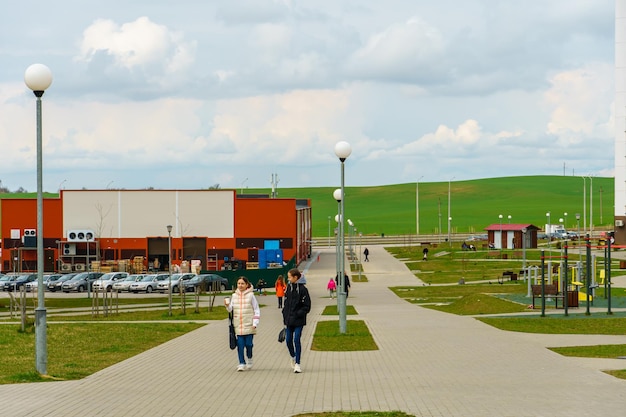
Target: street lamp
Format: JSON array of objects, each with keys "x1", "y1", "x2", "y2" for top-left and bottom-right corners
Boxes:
[
  {"x1": 448, "y1": 216, "x2": 452, "y2": 245},
  {"x1": 416, "y1": 176, "x2": 424, "y2": 236},
  {"x1": 576, "y1": 213, "x2": 581, "y2": 265},
  {"x1": 564, "y1": 212, "x2": 568, "y2": 229},
  {"x1": 508, "y1": 215, "x2": 512, "y2": 224},
  {"x1": 167, "y1": 224, "x2": 173, "y2": 316},
  {"x1": 546, "y1": 212, "x2": 551, "y2": 249},
  {"x1": 499, "y1": 214, "x2": 503, "y2": 249},
  {"x1": 240, "y1": 177, "x2": 248, "y2": 194},
  {"x1": 448, "y1": 177, "x2": 454, "y2": 245},
  {"x1": 334, "y1": 141, "x2": 351, "y2": 334},
  {"x1": 25, "y1": 63, "x2": 53, "y2": 375},
  {"x1": 327, "y1": 216, "x2": 331, "y2": 248}
]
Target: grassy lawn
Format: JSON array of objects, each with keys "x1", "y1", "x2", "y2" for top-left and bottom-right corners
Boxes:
[
  {"x1": 311, "y1": 320, "x2": 378, "y2": 351},
  {"x1": 322, "y1": 305, "x2": 358, "y2": 315},
  {"x1": 386, "y1": 245, "x2": 626, "y2": 379},
  {"x1": 0, "y1": 322, "x2": 204, "y2": 384}
]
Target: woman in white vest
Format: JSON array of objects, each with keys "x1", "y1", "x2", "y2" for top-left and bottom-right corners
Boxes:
[{"x1": 225, "y1": 276, "x2": 260, "y2": 371}]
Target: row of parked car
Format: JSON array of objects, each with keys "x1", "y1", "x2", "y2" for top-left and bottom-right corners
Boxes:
[{"x1": 0, "y1": 271, "x2": 230, "y2": 293}]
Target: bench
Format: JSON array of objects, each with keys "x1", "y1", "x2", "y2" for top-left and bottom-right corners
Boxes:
[{"x1": 531, "y1": 284, "x2": 564, "y2": 309}]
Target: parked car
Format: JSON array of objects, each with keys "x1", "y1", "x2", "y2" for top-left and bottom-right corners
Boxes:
[
  {"x1": 25, "y1": 274, "x2": 62, "y2": 292},
  {"x1": 184, "y1": 274, "x2": 230, "y2": 292},
  {"x1": 47, "y1": 273, "x2": 77, "y2": 292},
  {"x1": 92, "y1": 272, "x2": 129, "y2": 292},
  {"x1": 129, "y1": 274, "x2": 169, "y2": 293},
  {"x1": 0, "y1": 274, "x2": 14, "y2": 290},
  {"x1": 3, "y1": 274, "x2": 37, "y2": 292},
  {"x1": 61, "y1": 272, "x2": 104, "y2": 293},
  {"x1": 156, "y1": 273, "x2": 195, "y2": 293},
  {"x1": 112, "y1": 274, "x2": 144, "y2": 292}
]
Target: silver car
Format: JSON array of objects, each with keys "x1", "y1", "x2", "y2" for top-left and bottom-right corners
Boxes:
[
  {"x1": 156, "y1": 273, "x2": 196, "y2": 293},
  {"x1": 129, "y1": 274, "x2": 168, "y2": 293},
  {"x1": 92, "y1": 272, "x2": 129, "y2": 292},
  {"x1": 112, "y1": 274, "x2": 144, "y2": 292},
  {"x1": 25, "y1": 274, "x2": 62, "y2": 292}
]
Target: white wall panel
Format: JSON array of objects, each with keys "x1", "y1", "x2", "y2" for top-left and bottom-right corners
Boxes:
[{"x1": 63, "y1": 190, "x2": 235, "y2": 239}]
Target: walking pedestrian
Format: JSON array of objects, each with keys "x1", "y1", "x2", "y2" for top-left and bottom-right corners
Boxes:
[
  {"x1": 282, "y1": 268, "x2": 311, "y2": 373},
  {"x1": 422, "y1": 247, "x2": 429, "y2": 261},
  {"x1": 335, "y1": 271, "x2": 351, "y2": 298},
  {"x1": 224, "y1": 276, "x2": 260, "y2": 371},
  {"x1": 275, "y1": 275, "x2": 286, "y2": 308},
  {"x1": 327, "y1": 277, "x2": 336, "y2": 299},
  {"x1": 363, "y1": 247, "x2": 369, "y2": 262}
]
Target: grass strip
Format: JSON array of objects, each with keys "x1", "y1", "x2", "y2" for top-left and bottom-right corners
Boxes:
[{"x1": 311, "y1": 320, "x2": 378, "y2": 351}]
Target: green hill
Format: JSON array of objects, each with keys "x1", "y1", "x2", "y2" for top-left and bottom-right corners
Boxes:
[
  {"x1": 249, "y1": 175, "x2": 614, "y2": 237},
  {"x1": 2, "y1": 175, "x2": 613, "y2": 238}
]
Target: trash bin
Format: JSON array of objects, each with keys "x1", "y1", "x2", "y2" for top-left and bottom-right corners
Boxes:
[{"x1": 567, "y1": 291, "x2": 579, "y2": 307}]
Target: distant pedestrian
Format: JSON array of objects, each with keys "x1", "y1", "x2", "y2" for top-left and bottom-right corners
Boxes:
[
  {"x1": 335, "y1": 272, "x2": 351, "y2": 298},
  {"x1": 363, "y1": 247, "x2": 369, "y2": 262},
  {"x1": 422, "y1": 247, "x2": 429, "y2": 261},
  {"x1": 224, "y1": 276, "x2": 260, "y2": 371},
  {"x1": 275, "y1": 275, "x2": 286, "y2": 308},
  {"x1": 257, "y1": 278, "x2": 266, "y2": 295},
  {"x1": 283, "y1": 268, "x2": 311, "y2": 373},
  {"x1": 327, "y1": 277, "x2": 336, "y2": 299}
]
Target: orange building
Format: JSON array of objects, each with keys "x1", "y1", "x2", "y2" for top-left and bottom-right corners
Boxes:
[{"x1": 0, "y1": 190, "x2": 311, "y2": 274}]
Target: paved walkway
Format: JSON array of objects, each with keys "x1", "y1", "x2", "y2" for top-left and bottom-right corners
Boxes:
[{"x1": 2, "y1": 246, "x2": 626, "y2": 416}]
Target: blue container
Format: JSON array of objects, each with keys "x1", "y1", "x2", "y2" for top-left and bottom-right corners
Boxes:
[{"x1": 264, "y1": 240, "x2": 280, "y2": 250}]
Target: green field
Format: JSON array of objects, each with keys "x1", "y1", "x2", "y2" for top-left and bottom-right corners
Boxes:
[
  {"x1": 2, "y1": 175, "x2": 614, "y2": 237},
  {"x1": 248, "y1": 175, "x2": 614, "y2": 237}
]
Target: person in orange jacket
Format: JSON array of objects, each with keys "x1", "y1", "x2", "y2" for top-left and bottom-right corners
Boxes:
[{"x1": 275, "y1": 274, "x2": 286, "y2": 308}]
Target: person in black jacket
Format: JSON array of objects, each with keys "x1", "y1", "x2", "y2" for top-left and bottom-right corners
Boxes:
[{"x1": 282, "y1": 268, "x2": 311, "y2": 373}]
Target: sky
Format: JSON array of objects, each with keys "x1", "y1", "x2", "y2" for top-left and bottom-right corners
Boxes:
[{"x1": 0, "y1": 0, "x2": 617, "y2": 192}]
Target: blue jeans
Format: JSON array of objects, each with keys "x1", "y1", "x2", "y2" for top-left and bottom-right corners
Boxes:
[
  {"x1": 236, "y1": 334, "x2": 254, "y2": 364},
  {"x1": 285, "y1": 325, "x2": 303, "y2": 364}
]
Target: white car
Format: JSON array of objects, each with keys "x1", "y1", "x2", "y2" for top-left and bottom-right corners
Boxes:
[
  {"x1": 156, "y1": 273, "x2": 196, "y2": 293},
  {"x1": 129, "y1": 274, "x2": 169, "y2": 293},
  {"x1": 92, "y1": 272, "x2": 129, "y2": 292},
  {"x1": 25, "y1": 274, "x2": 62, "y2": 292},
  {"x1": 112, "y1": 274, "x2": 144, "y2": 292}
]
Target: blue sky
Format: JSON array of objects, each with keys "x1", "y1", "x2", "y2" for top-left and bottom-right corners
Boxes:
[{"x1": 0, "y1": 0, "x2": 616, "y2": 192}]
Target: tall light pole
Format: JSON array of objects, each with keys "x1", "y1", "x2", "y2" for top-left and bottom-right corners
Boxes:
[
  {"x1": 589, "y1": 175, "x2": 594, "y2": 233},
  {"x1": 167, "y1": 224, "x2": 173, "y2": 316},
  {"x1": 334, "y1": 141, "x2": 351, "y2": 334},
  {"x1": 448, "y1": 177, "x2": 454, "y2": 245},
  {"x1": 576, "y1": 213, "x2": 581, "y2": 265},
  {"x1": 564, "y1": 212, "x2": 568, "y2": 230},
  {"x1": 240, "y1": 177, "x2": 248, "y2": 194},
  {"x1": 546, "y1": 212, "x2": 551, "y2": 252},
  {"x1": 499, "y1": 214, "x2": 503, "y2": 249},
  {"x1": 327, "y1": 215, "x2": 331, "y2": 248},
  {"x1": 448, "y1": 216, "x2": 452, "y2": 245},
  {"x1": 416, "y1": 176, "x2": 423, "y2": 236},
  {"x1": 582, "y1": 176, "x2": 587, "y2": 236},
  {"x1": 507, "y1": 215, "x2": 512, "y2": 224},
  {"x1": 25, "y1": 63, "x2": 53, "y2": 375}
]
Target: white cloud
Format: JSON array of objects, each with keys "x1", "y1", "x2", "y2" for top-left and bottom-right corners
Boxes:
[{"x1": 76, "y1": 17, "x2": 196, "y2": 77}]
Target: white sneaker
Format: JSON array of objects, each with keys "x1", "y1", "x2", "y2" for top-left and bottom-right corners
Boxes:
[
  {"x1": 246, "y1": 358, "x2": 253, "y2": 369},
  {"x1": 236, "y1": 364, "x2": 245, "y2": 372},
  {"x1": 290, "y1": 357, "x2": 296, "y2": 369},
  {"x1": 293, "y1": 363, "x2": 301, "y2": 373}
]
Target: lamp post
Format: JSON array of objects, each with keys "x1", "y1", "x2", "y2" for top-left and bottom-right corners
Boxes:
[
  {"x1": 416, "y1": 176, "x2": 423, "y2": 236},
  {"x1": 347, "y1": 219, "x2": 354, "y2": 258},
  {"x1": 576, "y1": 213, "x2": 581, "y2": 265},
  {"x1": 448, "y1": 216, "x2": 452, "y2": 245},
  {"x1": 335, "y1": 141, "x2": 351, "y2": 334},
  {"x1": 327, "y1": 216, "x2": 331, "y2": 248},
  {"x1": 523, "y1": 227, "x2": 530, "y2": 297},
  {"x1": 546, "y1": 211, "x2": 551, "y2": 249},
  {"x1": 508, "y1": 215, "x2": 512, "y2": 224},
  {"x1": 167, "y1": 225, "x2": 173, "y2": 316},
  {"x1": 447, "y1": 177, "x2": 453, "y2": 245},
  {"x1": 333, "y1": 190, "x2": 342, "y2": 281},
  {"x1": 25, "y1": 63, "x2": 52, "y2": 375},
  {"x1": 564, "y1": 212, "x2": 568, "y2": 230},
  {"x1": 499, "y1": 214, "x2": 503, "y2": 249},
  {"x1": 240, "y1": 177, "x2": 248, "y2": 194}
]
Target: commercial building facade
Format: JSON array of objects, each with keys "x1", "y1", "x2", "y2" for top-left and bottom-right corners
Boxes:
[{"x1": 0, "y1": 190, "x2": 311, "y2": 274}]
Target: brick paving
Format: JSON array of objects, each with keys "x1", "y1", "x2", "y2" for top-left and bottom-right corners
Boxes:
[{"x1": 1, "y1": 245, "x2": 626, "y2": 416}]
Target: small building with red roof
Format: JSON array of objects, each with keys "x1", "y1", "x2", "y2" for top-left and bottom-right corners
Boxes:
[{"x1": 484, "y1": 223, "x2": 540, "y2": 249}]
